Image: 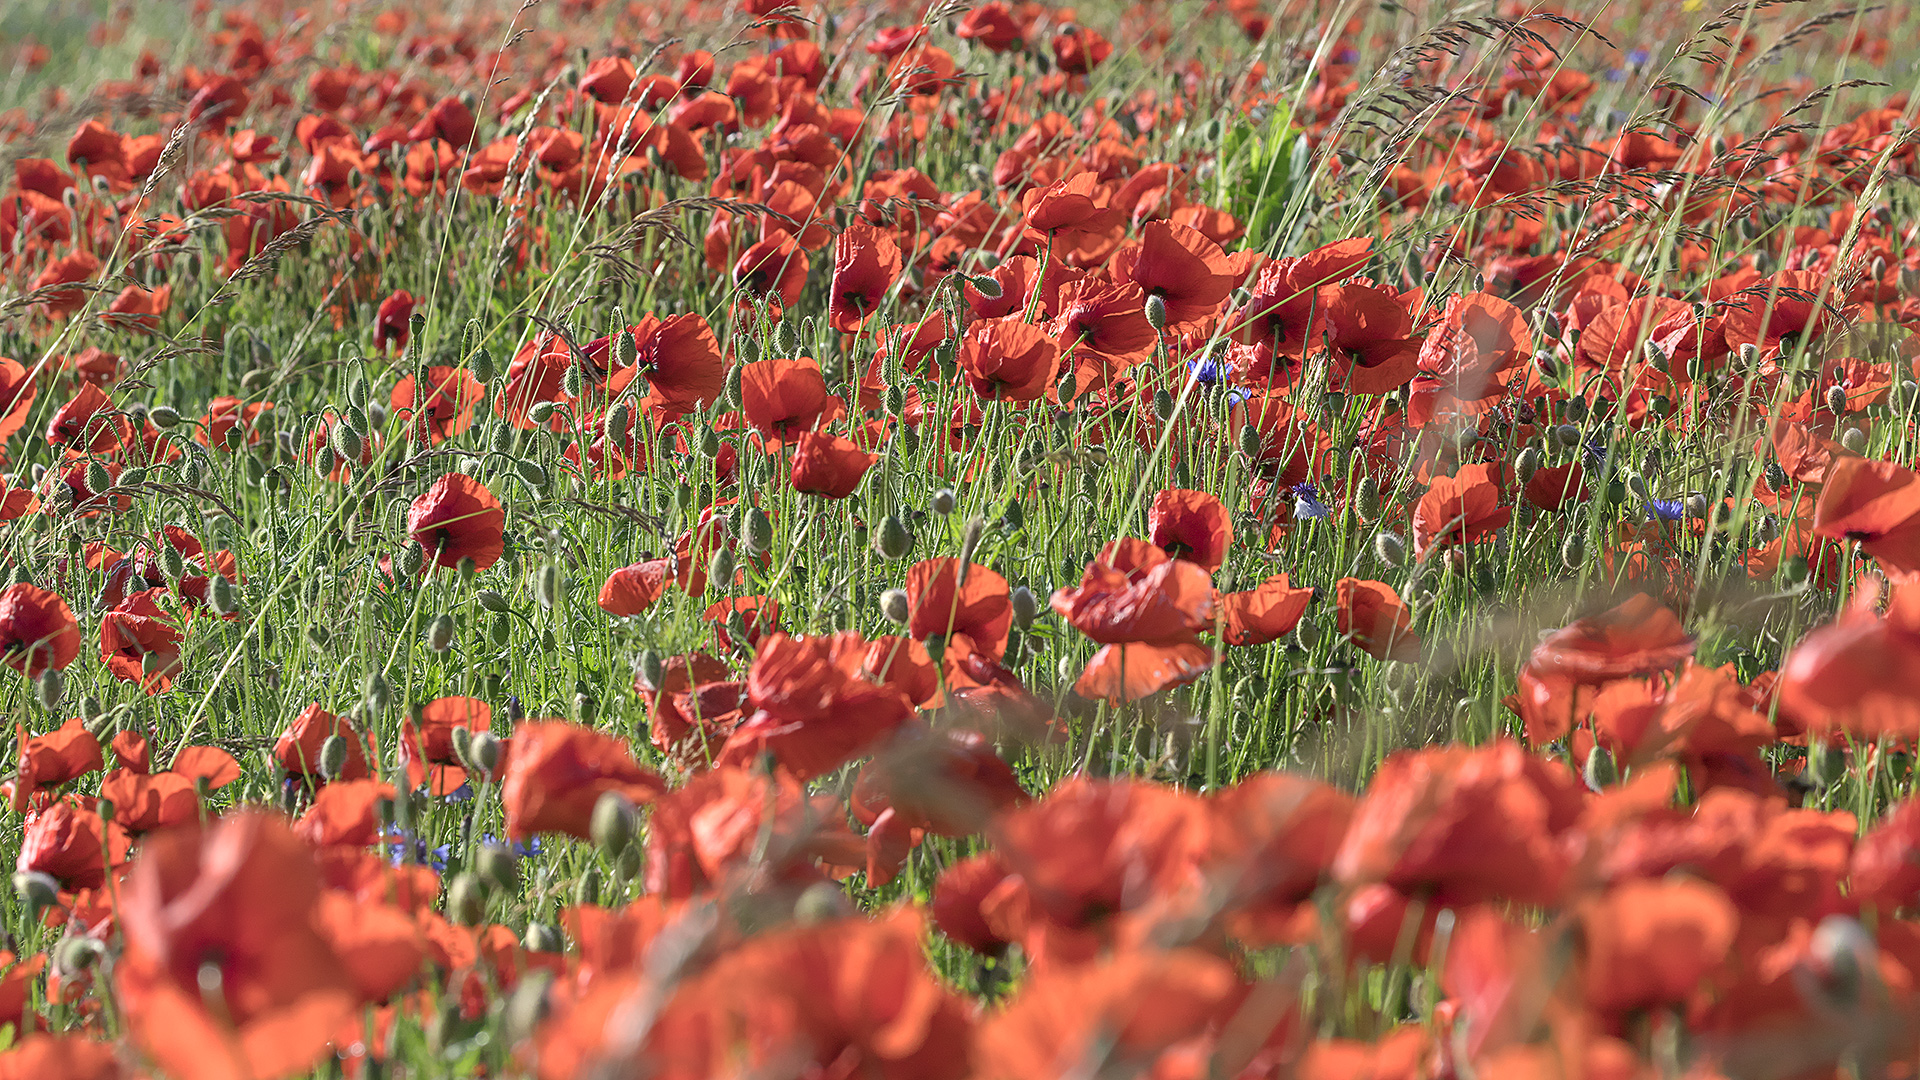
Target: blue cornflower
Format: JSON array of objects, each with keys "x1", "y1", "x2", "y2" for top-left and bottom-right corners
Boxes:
[
  {"x1": 1646, "y1": 498, "x2": 1685, "y2": 522},
  {"x1": 1294, "y1": 483, "x2": 1331, "y2": 521}
]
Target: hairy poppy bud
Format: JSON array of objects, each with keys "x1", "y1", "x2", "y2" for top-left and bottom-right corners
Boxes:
[
  {"x1": 1144, "y1": 292, "x2": 1168, "y2": 331},
  {"x1": 447, "y1": 726, "x2": 475, "y2": 770},
  {"x1": 573, "y1": 865, "x2": 602, "y2": 907},
  {"x1": 149, "y1": 405, "x2": 181, "y2": 429},
  {"x1": 1011, "y1": 584, "x2": 1037, "y2": 628},
  {"x1": 561, "y1": 363, "x2": 585, "y2": 400},
  {"x1": 968, "y1": 274, "x2": 1002, "y2": 299},
  {"x1": 85, "y1": 460, "x2": 112, "y2": 495},
  {"x1": 12, "y1": 871, "x2": 57, "y2": 913},
  {"x1": 399, "y1": 542, "x2": 425, "y2": 577},
  {"x1": 743, "y1": 507, "x2": 773, "y2": 555},
  {"x1": 1554, "y1": 424, "x2": 1582, "y2": 449},
  {"x1": 1642, "y1": 340, "x2": 1669, "y2": 373},
  {"x1": 469, "y1": 732, "x2": 502, "y2": 774},
  {"x1": 55, "y1": 935, "x2": 104, "y2": 974},
  {"x1": 1355, "y1": 475, "x2": 1382, "y2": 518},
  {"x1": 1737, "y1": 342, "x2": 1758, "y2": 367},
  {"x1": 1685, "y1": 494, "x2": 1711, "y2": 521},
  {"x1": 874, "y1": 514, "x2": 912, "y2": 559},
  {"x1": 1056, "y1": 368, "x2": 1077, "y2": 405},
  {"x1": 210, "y1": 574, "x2": 240, "y2": 616},
  {"x1": 1841, "y1": 426, "x2": 1868, "y2": 454},
  {"x1": 795, "y1": 880, "x2": 852, "y2": 925},
  {"x1": 1153, "y1": 387, "x2": 1175, "y2": 422},
  {"x1": 723, "y1": 364, "x2": 744, "y2": 408},
  {"x1": 475, "y1": 844, "x2": 519, "y2": 892},
  {"x1": 523, "y1": 923, "x2": 564, "y2": 953},
  {"x1": 931, "y1": 488, "x2": 956, "y2": 516},
  {"x1": 958, "y1": 515, "x2": 987, "y2": 568},
  {"x1": 1533, "y1": 307, "x2": 1561, "y2": 340},
  {"x1": 34, "y1": 667, "x2": 63, "y2": 712},
  {"x1": 319, "y1": 733, "x2": 352, "y2": 781},
  {"x1": 774, "y1": 321, "x2": 799, "y2": 356},
  {"x1": 364, "y1": 671, "x2": 393, "y2": 714},
  {"x1": 515, "y1": 458, "x2": 549, "y2": 489},
  {"x1": 535, "y1": 562, "x2": 562, "y2": 610},
  {"x1": 606, "y1": 402, "x2": 632, "y2": 446},
  {"x1": 528, "y1": 400, "x2": 558, "y2": 426},
  {"x1": 574, "y1": 690, "x2": 598, "y2": 724},
  {"x1": 1560, "y1": 531, "x2": 1587, "y2": 570},
  {"x1": 470, "y1": 346, "x2": 496, "y2": 384},
  {"x1": 1583, "y1": 743, "x2": 1618, "y2": 790},
  {"x1": 1374, "y1": 531, "x2": 1406, "y2": 567},
  {"x1": 590, "y1": 791, "x2": 637, "y2": 857},
  {"x1": 708, "y1": 546, "x2": 736, "y2": 591},
  {"x1": 477, "y1": 589, "x2": 510, "y2": 613},
  {"x1": 426, "y1": 612, "x2": 455, "y2": 652},
  {"x1": 1295, "y1": 617, "x2": 1323, "y2": 650},
  {"x1": 1825, "y1": 384, "x2": 1850, "y2": 416},
  {"x1": 880, "y1": 587, "x2": 910, "y2": 624},
  {"x1": 447, "y1": 872, "x2": 486, "y2": 925},
  {"x1": 1515, "y1": 446, "x2": 1542, "y2": 486},
  {"x1": 332, "y1": 420, "x2": 363, "y2": 463},
  {"x1": 634, "y1": 649, "x2": 664, "y2": 690},
  {"x1": 923, "y1": 634, "x2": 947, "y2": 665}
]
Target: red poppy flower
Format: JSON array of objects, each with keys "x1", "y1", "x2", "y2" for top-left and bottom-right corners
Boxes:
[
  {"x1": 0, "y1": 1033, "x2": 123, "y2": 1079},
  {"x1": 499, "y1": 721, "x2": 666, "y2": 842},
  {"x1": 1208, "y1": 772, "x2": 1355, "y2": 944},
  {"x1": 274, "y1": 704, "x2": 373, "y2": 784},
  {"x1": 1524, "y1": 462, "x2": 1588, "y2": 511},
  {"x1": 0, "y1": 358, "x2": 35, "y2": 441},
  {"x1": 1333, "y1": 740, "x2": 1585, "y2": 906},
  {"x1": 8, "y1": 717, "x2": 103, "y2": 811},
  {"x1": 407, "y1": 472, "x2": 505, "y2": 571},
  {"x1": 598, "y1": 559, "x2": 672, "y2": 617},
  {"x1": 791, "y1": 430, "x2": 877, "y2": 498},
  {"x1": 1050, "y1": 277, "x2": 1156, "y2": 363},
  {"x1": 101, "y1": 769, "x2": 199, "y2": 834},
  {"x1": 17, "y1": 799, "x2": 120, "y2": 891},
  {"x1": 931, "y1": 851, "x2": 1019, "y2": 953},
  {"x1": 46, "y1": 383, "x2": 125, "y2": 454},
  {"x1": 1812, "y1": 456, "x2": 1920, "y2": 579},
  {"x1": 1148, "y1": 488, "x2": 1233, "y2": 571},
  {"x1": 0, "y1": 584, "x2": 79, "y2": 676},
  {"x1": 374, "y1": 290, "x2": 415, "y2": 353},
  {"x1": 704, "y1": 595, "x2": 782, "y2": 651},
  {"x1": 1578, "y1": 878, "x2": 1738, "y2": 1015},
  {"x1": 1051, "y1": 25, "x2": 1113, "y2": 74},
  {"x1": 958, "y1": 316, "x2": 1060, "y2": 403},
  {"x1": 1052, "y1": 540, "x2": 1218, "y2": 700},
  {"x1": 904, "y1": 557, "x2": 1013, "y2": 660},
  {"x1": 1408, "y1": 292, "x2": 1532, "y2": 424},
  {"x1": 721, "y1": 632, "x2": 917, "y2": 779},
  {"x1": 115, "y1": 813, "x2": 357, "y2": 1080},
  {"x1": 828, "y1": 219, "x2": 902, "y2": 333},
  {"x1": 391, "y1": 366, "x2": 484, "y2": 445},
  {"x1": 1021, "y1": 172, "x2": 1121, "y2": 240},
  {"x1": 1851, "y1": 797, "x2": 1920, "y2": 912},
  {"x1": 1230, "y1": 237, "x2": 1373, "y2": 356},
  {"x1": 1333, "y1": 578, "x2": 1420, "y2": 661},
  {"x1": 733, "y1": 232, "x2": 810, "y2": 309},
  {"x1": 956, "y1": 2, "x2": 1024, "y2": 49},
  {"x1": 1221, "y1": 573, "x2": 1313, "y2": 646},
  {"x1": 621, "y1": 312, "x2": 727, "y2": 414},
  {"x1": 400, "y1": 696, "x2": 494, "y2": 795},
  {"x1": 1513, "y1": 593, "x2": 1695, "y2": 743},
  {"x1": 99, "y1": 588, "x2": 182, "y2": 693},
  {"x1": 32, "y1": 251, "x2": 100, "y2": 316},
  {"x1": 1413, "y1": 462, "x2": 1511, "y2": 558},
  {"x1": 197, "y1": 396, "x2": 271, "y2": 451},
  {"x1": 1320, "y1": 283, "x2": 1422, "y2": 393},
  {"x1": 295, "y1": 779, "x2": 394, "y2": 848},
  {"x1": 1776, "y1": 581, "x2": 1920, "y2": 740},
  {"x1": 1719, "y1": 271, "x2": 1847, "y2": 355},
  {"x1": 1121, "y1": 221, "x2": 1236, "y2": 328},
  {"x1": 741, "y1": 355, "x2": 833, "y2": 443}
]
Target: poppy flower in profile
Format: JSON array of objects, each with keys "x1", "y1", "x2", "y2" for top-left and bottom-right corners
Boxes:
[
  {"x1": 1412, "y1": 463, "x2": 1511, "y2": 558},
  {"x1": 99, "y1": 588, "x2": 183, "y2": 693},
  {"x1": 1050, "y1": 277, "x2": 1157, "y2": 363},
  {"x1": 741, "y1": 356, "x2": 833, "y2": 444},
  {"x1": 956, "y1": 2, "x2": 1024, "y2": 49},
  {"x1": 1719, "y1": 271, "x2": 1847, "y2": 356},
  {"x1": 391, "y1": 366, "x2": 484, "y2": 445},
  {"x1": 733, "y1": 232, "x2": 810, "y2": 309},
  {"x1": 1050, "y1": 25, "x2": 1113, "y2": 73},
  {"x1": 958, "y1": 316, "x2": 1060, "y2": 403},
  {"x1": 851, "y1": 728, "x2": 1027, "y2": 845},
  {"x1": 1208, "y1": 772, "x2": 1355, "y2": 944},
  {"x1": 1525, "y1": 462, "x2": 1588, "y2": 511},
  {"x1": 598, "y1": 559, "x2": 672, "y2": 617},
  {"x1": 17, "y1": 799, "x2": 121, "y2": 891},
  {"x1": 499, "y1": 721, "x2": 666, "y2": 842},
  {"x1": 400, "y1": 696, "x2": 494, "y2": 795},
  {"x1": 1053, "y1": 540, "x2": 1218, "y2": 701},
  {"x1": 197, "y1": 396, "x2": 271, "y2": 451},
  {"x1": 1148, "y1": 487, "x2": 1233, "y2": 571},
  {"x1": 274, "y1": 704, "x2": 373, "y2": 784},
  {"x1": 931, "y1": 851, "x2": 1019, "y2": 954},
  {"x1": 1021, "y1": 172, "x2": 1121, "y2": 241},
  {"x1": 790, "y1": 430, "x2": 877, "y2": 498},
  {"x1": 115, "y1": 813, "x2": 357, "y2": 1080},
  {"x1": 407, "y1": 472, "x2": 505, "y2": 571},
  {"x1": 1221, "y1": 573, "x2": 1313, "y2": 646},
  {"x1": 1333, "y1": 740, "x2": 1585, "y2": 907},
  {"x1": 828, "y1": 219, "x2": 902, "y2": 333},
  {"x1": 46, "y1": 383, "x2": 126, "y2": 455},
  {"x1": 295, "y1": 779, "x2": 394, "y2": 848},
  {"x1": 373, "y1": 289, "x2": 415, "y2": 353},
  {"x1": 1812, "y1": 456, "x2": 1920, "y2": 578},
  {"x1": 1578, "y1": 878, "x2": 1738, "y2": 1016},
  {"x1": 1513, "y1": 593, "x2": 1695, "y2": 744},
  {"x1": 8, "y1": 717, "x2": 103, "y2": 812},
  {"x1": 1327, "y1": 577, "x2": 1416, "y2": 661},
  {"x1": 621, "y1": 312, "x2": 727, "y2": 415},
  {"x1": 0, "y1": 358, "x2": 35, "y2": 441},
  {"x1": 905, "y1": 558, "x2": 1013, "y2": 660},
  {"x1": 0, "y1": 583, "x2": 79, "y2": 676}
]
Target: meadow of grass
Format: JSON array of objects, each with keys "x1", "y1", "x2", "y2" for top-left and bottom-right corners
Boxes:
[{"x1": 2, "y1": 0, "x2": 1920, "y2": 1076}]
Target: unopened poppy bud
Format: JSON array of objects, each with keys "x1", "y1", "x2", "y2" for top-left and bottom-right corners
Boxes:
[
  {"x1": 85, "y1": 460, "x2": 112, "y2": 495},
  {"x1": 591, "y1": 790, "x2": 637, "y2": 857},
  {"x1": 923, "y1": 634, "x2": 948, "y2": 665},
  {"x1": 1144, "y1": 293, "x2": 1168, "y2": 331},
  {"x1": 1056, "y1": 369, "x2": 1077, "y2": 405},
  {"x1": 446, "y1": 726, "x2": 475, "y2": 770},
  {"x1": 969, "y1": 274, "x2": 1002, "y2": 299},
  {"x1": 574, "y1": 690, "x2": 598, "y2": 724},
  {"x1": 1374, "y1": 531, "x2": 1406, "y2": 567},
  {"x1": 573, "y1": 865, "x2": 602, "y2": 907},
  {"x1": 1642, "y1": 339, "x2": 1669, "y2": 372},
  {"x1": 477, "y1": 589, "x2": 510, "y2": 613},
  {"x1": 1809, "y1": 741, "x2": 1847, "y2": 789},
  {"x1": 1765, "y1": 461, "x2": 1789, "y2": 490},
  {"x1": 1782, "y1": 554, "x2": 1812, "y2": 586},
  {"x1": 1533, "y1": 351, "x2": 1559, "y2": 380},
  {"x1": 13, "y1": 871, "x2": 57, "y2": 913},
  {"x1": 606, "y1": 402, "x2": 632, "y2": 446},
  {"x1": 1808, "y1": 915, "x2": 1877, "y2": 1009},
  {"x1": 318, "y1": 733, "x2": 352, "y2": 781},
  {"x1": 929, "y1": 488, "x2": 958, "y2": 517},
  {"x1": 613, "y1": 325, "x2": 639, "y2": 367},
  {"x1": 399, "y1": 542, "x2": 425, "y2": 577},
  {"x1": 1561, "y1": 531, "x2": 1587, "y2": 569},
  {"x1": 700, "y1": 427, "x2": 722, "y2": 457},
  {"x1": 1902, "y1": 265, "x2": 1920, "y2": 299},
  {"x1": 1583, "y1": 743, "x2": 1618, "y2": 790},
  {"x1": 958, "y1": 515, "x2": 987, "y2": 568},
  {"x1": 1626, "y1": 471, "x2": 1652, "y2": 502},
  {"x1": 1295, "y1": 618, "x2": 1323, "y2": 650},
  {"x1": 523, "y1": 923, "x2": 564, "y2": 953},
  {"x1": 535, "y1": 562, "x2": 562, "y2": 610},
  {"x1": 1011, "y1": 585, "x2": 1037, "y2": 628},
  {"x1": 475, "y1": 844, "x2": 519, "y2": 892},
  {"x1": 447, "y1": 872, "x2": 486, "y2": 924},
  {"x1": 561, "y1": 363, "x2": 585, "y2": 400},
  {"x1": 1516, "y1": 446, "x2": 1542, "y2": 486},
  {"x1": 879, "y1": 587, "x2": 911, "y2": 625},
  {"x1": 774, "y1": 321, "x2": 799, "y2": 356},
  {"x1": 332, "y1": 421, "x2": 363, "y2": 462},
  {"x1": 744, "y1": 507, "x2": 773, "y2": 555},
  {"x1": 149, "y1": 405, "x2": 181, "y2": 429},
  {"x1": 708, "y1": 546, "x2": 736, "y2": 590},
  {"x1": 1841, "y1": 426, "x2": 1868, "y2": 454},
  {"x1": 364, "y1": 670, "x2": 393, "y2": 714},
  {"x1": 1153, "y1": 388, "x2": 1175, "y2": 422},
  {"x1": 1454, "y1": 428, "x2": 1478, "y2": 455},
  {"x1": 470, "y1": 345, "x2": 496, "y2": 384},
  {"x1": 516, "y1": 458, "x2": 549, "y2": 488},
  {"x1": 426, "y1": 612, "x2": 455, "y2": 652},
  {"x1": 468, "y1": 732, "x2": 501, "y2": 774},
  {"x1": 55, "y1": 935, "x2": 105, "y2": 973},
  {"x1": 1825, "y1": 384, "x2": 1850, "y2": 415},
  {"x1": 1354, "y1": 475, "x2": 1382, "y2": 518},
  {"x1": 1533, "y1": 307, "x2": 1561, "y2": 339},
  {"x1": 723, "y1": 364, "x2": 744, "y2": 408},
  {"x1": 795, "y1": 880, "x2": 852, "y2": 925},
  {"x1": 34, "y1": 667, "x2": 62, "y2": 712},
  {"x1": 528, "y1": 400, "x2": 558, "y2": 425},
  {"x1": 1738, "y1": 342, "x2": 1758, "y2": 366},
  {"x1": 874, "y1": 514, "x2": 912, "y2": 559}
]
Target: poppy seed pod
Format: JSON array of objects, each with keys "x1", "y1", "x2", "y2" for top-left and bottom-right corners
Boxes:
[
  {"x1": 364, "y1": 670, "x2": 393, "y2": 714},
  {"x1": 399, "y1": 543, "x2": 425, "y2": 577},
  {"x1": 1355, "y1": 475, "x2": 1382, "y2": 518},
  {"x1": 573, "y1": 865, "x2": 602, "y2": 906},
  {"x1": 471, "y1": 346, "x2": 496, "y2": 384},
  {"x1": 606, "y1": 401, "x2": 632, "y2": 445},
  {"x1": 34, "y1": 666, "x2": 63, "y2": 712},
  {"x1": 535, "y1": 563, "x2": 562, "y2": 610},
  {"x1": 1516, "y1": 446, "x2": 1542, "y2": 486},
  {"x1": 1144, "y1": 292, "x2": 1168, "y2": 331},
  {"x1": 590, "y1": 790, "x2": 637, "y2": 857},
  {"x1": 149, "y1": 404, "x2": 181, "y2": 429},
  {"x1": 874, "y1": 514, "x2": 912, "y2": 559},
  {"x1": 744, "y1": 507, "x2": 773, "y2": 555},
  {"x1": 1374, "y1": 531, "x2": 1406, "y2": 567},
  {"x1": 708, "y1": 546, "x2": 736, "y2": 590},
  {"x1": 880, "y1": 587, "x2": 910, "y2": 624},
  {"x1": 561, "y1": 363, "x2": 585, "y2": 400}
]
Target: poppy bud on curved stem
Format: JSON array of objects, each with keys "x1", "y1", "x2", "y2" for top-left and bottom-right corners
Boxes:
[
  {"x1": 149, "y1": 405, "x2": 181, "y2": 429},
  {"x1": 874, "y1": 514, "x2": 912, "y2": 559},
  {"x1": 1144, "y1": 293, "x2": 1167, "y2": 331},
  {"x1": 708, "y1": 547, "x2": 737, "y2": 591},
  {"x1": 34, "y1": 667, "x2": 63, "y2": 712},
  {"x1": 1841, "y1": 426, "x2": 1868, "y2": 454},
  {"x1": 574, "y1": 866, "x2": 602, "y2": 907},
  {"x1": 426, "y1": 612, "x2": 455, "y2": 652},
  {"x1": 535, "y1": 562, "x2": 562, "y2": 610},
  {"x1": 447, "y1": 872, "x2": 486, "y2": 925},
  {"x1": 318, "y1": 734, "x2": 352, "y2": 781},
  {"x1": 364, "y1": 671, "x2": 393, "y2": 714},
  {"x1": 591, "y1": 791, "x2": 637, "y2": 857},
  {"x1": 1355, "y1": 475, "x2": 1382, "y2": 519},
  {"x1": 1560, "y1": 532, "x2": 1587, "y2": 570}
]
